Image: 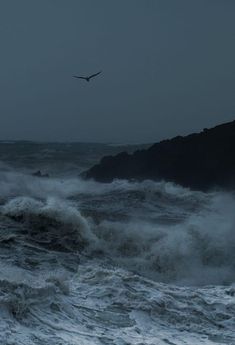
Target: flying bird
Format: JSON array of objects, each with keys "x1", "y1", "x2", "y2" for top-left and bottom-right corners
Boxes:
[{"x1": 73, "y1": 71, "x2": 102, "y2": 82}]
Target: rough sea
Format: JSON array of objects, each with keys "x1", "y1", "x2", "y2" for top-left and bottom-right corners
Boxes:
[{"x1": 0, "y1": 142, "x2": 234, "y2": 345}]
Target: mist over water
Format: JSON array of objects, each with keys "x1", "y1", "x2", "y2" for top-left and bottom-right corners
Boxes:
[{"x1": 0, "y1": 143, "x2": 234, "y2": 344}]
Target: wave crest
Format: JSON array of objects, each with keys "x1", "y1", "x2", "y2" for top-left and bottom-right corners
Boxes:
[{"x1": 1, "y1": 196, "x2": 97, "y2": 252}]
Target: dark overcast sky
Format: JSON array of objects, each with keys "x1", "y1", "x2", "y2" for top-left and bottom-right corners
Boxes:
[{"x1": 0, "y1": 0, "x2": 235, "y2": 143}]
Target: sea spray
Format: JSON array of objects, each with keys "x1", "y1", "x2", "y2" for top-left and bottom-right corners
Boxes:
[{"x1": 0, "y1": 144, "x2": 234, "y2": 344}]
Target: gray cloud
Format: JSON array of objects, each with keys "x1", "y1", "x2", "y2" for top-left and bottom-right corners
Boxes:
[{"x1": 0, "y1": 0, "x2": 235, "y2": 142}]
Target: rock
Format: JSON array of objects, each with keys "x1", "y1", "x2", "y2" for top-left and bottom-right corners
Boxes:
[
  {"x1": 82, "y1": 120, "x2": 235, "y2": 191},
  {"x1": 32, "y1": 170, "x2": 49, "y2": 178}
]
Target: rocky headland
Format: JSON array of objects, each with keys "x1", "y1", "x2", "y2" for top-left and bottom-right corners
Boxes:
[{"x1": 83, "y1": 120, "x2": 235, "y2": 191}]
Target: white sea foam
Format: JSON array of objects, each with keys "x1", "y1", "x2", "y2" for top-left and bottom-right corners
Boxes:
[
  {"x1": 1, "y1": 169, "x2": 234, "y2": 285},
  {"x1": 91, "y1": 193, "x2": 235, "y2": 285},
  {"x1": 0, "y1": 165, "x2": 235, "y2": 344}
]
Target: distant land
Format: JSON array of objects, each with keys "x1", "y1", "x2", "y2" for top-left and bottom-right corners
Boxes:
[{"x1": 83, "y1": 120, "x2": 235, "y2": 191}]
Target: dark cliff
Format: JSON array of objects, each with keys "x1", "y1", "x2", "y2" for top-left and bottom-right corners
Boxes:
[{"x1": 83, "y1": 120, "x2": 235, "y2": 191}]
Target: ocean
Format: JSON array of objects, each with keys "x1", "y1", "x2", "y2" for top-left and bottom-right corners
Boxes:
[{"x1": 0, "y1": 142, "x2": 234, "y2": 345}]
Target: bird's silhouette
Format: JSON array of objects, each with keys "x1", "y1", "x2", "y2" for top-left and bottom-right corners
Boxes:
[{"x1": 73, "y1": 71, "x2": 102, "y2": 82}]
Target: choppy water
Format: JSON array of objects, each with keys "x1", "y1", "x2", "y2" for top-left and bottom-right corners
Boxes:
[{"x1": 0, "y1": 142, "x2": 234, "y2": 344}]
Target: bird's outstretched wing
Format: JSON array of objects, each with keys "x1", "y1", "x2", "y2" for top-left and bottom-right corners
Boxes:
[
  {"x1": 73, "y1": 76, "x2": 87, "y2": 80},
  {"x1": 88, "y1": 71, "x2": 102, "y2": 79}
]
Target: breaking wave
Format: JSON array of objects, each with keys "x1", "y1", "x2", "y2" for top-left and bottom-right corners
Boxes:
[
  {"x1": 91, "y1": 192, "x2": 235, "y2": 285},
  {"x1": 1, "y1": 196, "x2": 97, "y2": 252},
  {"x1": 0, "y1": 169, "x2": 235, "y2": 286}
]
